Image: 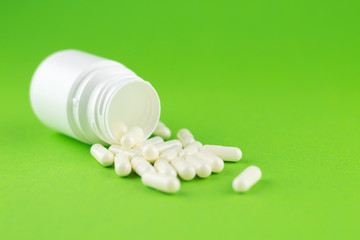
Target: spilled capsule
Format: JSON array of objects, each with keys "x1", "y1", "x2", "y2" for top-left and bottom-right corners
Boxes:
[
  {"x1": 114, "y1": 152, "x2": 132, "y2": 177},
  {"x1": 141, "y1": 139, "x2": 182, "y2": 163},
  {"x1": 195, "y1": 150, "x2": 224, "y2": 173},
  {"x1": 155, "y1": 140, "x2": 182, "y2": 154},
  {"x1": 160, "y1": 145, "x2": 182, "y2": 162},
  {"x1": 90, "y1": 144, "x2": 114, "y2": 167},
  {"x1": 146, "y1": 136, "x2": 165, "y2": 144},
  {"x1": 141, "y1": 171, "x2": 180, "y2": 194},
  {"x1": 180, "y1": 141, "x2": 202, "y2": 158},
  {"x1": 121, "y1": 127, "x2": 144, "y2": 148},
  {"x1": 202, "y1": 145, "x2": 242, "y2": 162},
  {"x1": 108, "y1": 144, "x2": 124, "y2": 155},
  {"x1": 109, "y1": 145, "x2": 141, "y2": 159},
  {"x1": 153, "y1": 121, "x2": 171, "y2": 139},
  {"x1": 131, "y1": 156, "x2": 155, "y2": 176},
  {"x1": 122, "y1": 149, "x2": 142, "y2": 159},
  {"x1": 177, "y1": 129, "x2": 195, "y2": 147},
  {"x1": 142, "y1": 144, "x2": 159, "y2": 163},
  {"x1": 134, "y1": 136, "x2": 164, "y2": 150},
  {"x1": 143, "y1": 139, "x2": 182, "y2": 162},
  {"x1": 136, "y1": 137, "x2": 164, "y2": 162},
  {"x1": 232, "y1": 166, "x2": 262, "y2": 192},
  {"x1": 170, "y1": 157, "x2": 196, "y2": 181},
  {"x1": 185, "y1": 155, "x2": 212, "y2": 178},
  {"x1": 112, "y1": 120, "x2": 128, "y2": 143},
  {"x1": 154, "y1": 159, "x2": 177, "y2": 177}
]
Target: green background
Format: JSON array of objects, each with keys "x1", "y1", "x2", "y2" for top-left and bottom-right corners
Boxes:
[{"x1": 1, "y1": 1, "x2": 359, "y2": 239}]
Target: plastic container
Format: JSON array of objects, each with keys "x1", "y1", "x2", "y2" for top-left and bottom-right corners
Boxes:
[{"x1": 30, "y1": 50, "x2": 160, "y2": 145}]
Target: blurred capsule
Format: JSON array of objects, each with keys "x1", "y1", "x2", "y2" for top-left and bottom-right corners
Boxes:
[
  {"x1": 171, "y1": 157, "x2": 196, "y2": 181},
  {"x1": 121, "y1": 127, "x2": 144, "y2": 148},
  {"x1": 114, "y1": 152, "x2": 131, "y2": 177},
  {"x1": 202, "y1": 145, "x2": 242, "y2": 162},
  {"x1": 232, "y1": 166, "x2": 262, "y2": 192},
  {"x1": 90, "y1": 144, "x2": 114, "y2": 167},
  {"x1": 177, "y1": 129, "x2": 195, "y2": 147},
  {"x1": 142, "y1": 171, "x2": 180, "y2": 194},
  {"x1": 154, "y1": 159, "x2": 177, "y2": 177},
  {"x1": 195, "y1": 150, "x2": 224, "y2": 173},
  {"x1": 153, "y1": 121, "x2": 171, "y2": 139},
  {"x1": 185, "y1": 155, "x2": 212, "y2": 178}
]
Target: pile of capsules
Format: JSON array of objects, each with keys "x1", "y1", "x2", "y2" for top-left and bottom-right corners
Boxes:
[{"x1": 90, "y1": 121, "x2": 262, "y2": 194}]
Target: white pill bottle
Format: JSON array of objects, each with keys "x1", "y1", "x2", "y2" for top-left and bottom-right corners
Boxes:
[{"x1": 30, "y1": 50, "x2": 160, "y2": 145}]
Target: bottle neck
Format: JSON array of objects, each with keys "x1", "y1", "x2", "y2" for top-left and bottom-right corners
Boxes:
[
  {"x1": 70, "y1": 65, "x2": 160, "y2": 145},
  {"x1": 91, "y1": 73, "x2": 145, "y2": 144}
]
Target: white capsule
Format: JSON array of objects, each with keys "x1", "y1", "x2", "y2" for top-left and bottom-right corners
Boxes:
[
  {"x1": 108, "y1": 144, "x2": 124, "y2": 155},
  {"x1": 90, "y1": 144, "x2": 114, "y2": 167},
  {"x1": 154, "y1": 159, "x2": 177, "y2": 177},
  {"x1": 155, "y1": 140, "x2": 182, "y2": 154},
  {"x1": 112, "y1": 121, "x2": 128, "y2": 143},
  {"x1": 114, "y1": 152, "x2": 132, "y2": 177},
  {"x1": 190, "y1": 141, "x2": 202, "y2": 149},
  {"x1": 160, "y1": 145, "x2": 182, "y2": 162},
  {"x1": 195, "y1": 151, "x2": 224, "y2": 173},
  {"x1": 134, "y1": 136, "x2": 164, "y2": 150},
  {"x1": 153, "y1": 121, "x2": 171, "y2": 139},
  {"x1": 146, "y1": 136, "x2": 165, "y2": 144},
  {"x1": 233, "y1": 166, "x2": 262, "y2": 192},
  {"x1": 120, "y1": 127, "x2": 144, "y2": 148},
  {"x1": 170, "y1": 157, "x2": 196, "y2": 181},
  {"x1": 122, "y1": 149, "x2": 142, "y2": 159},
  {"x1": 110, "y1": 146, "x2": 141, "y2": 159},
  {"x1": 202, "y1": 145, "x2": 242, "y2": 162},
  {"x1": 179, "y1": 141, "x2": 202, "y2": 158},
  {"x1": 179, "y1": 146, "x2": 197, "y2": 158},
  {"x1": 141, "y1": 171, "x2": 180, "y2": 194},
  {"x1": 142, "y1": 144, "x2": 159, "y2": 163},
  {"x1": 177, "y1": 129, "x2": 195, "y2": 147},
  {"x1": 185, "y1": 155, "x2": 212, "y2": 178},
  {"x1": 130, "y1": 156, "x2": 155, "y2": 176}
]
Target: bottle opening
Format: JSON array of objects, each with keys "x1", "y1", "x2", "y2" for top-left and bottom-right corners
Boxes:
[{"x1": 105, "y1": 81, "x2": 160, "y2": 144}]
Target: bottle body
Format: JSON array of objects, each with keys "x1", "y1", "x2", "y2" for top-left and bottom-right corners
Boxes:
[{"x1": 30, "y1": 50, "x2": 160, "y2": 145}]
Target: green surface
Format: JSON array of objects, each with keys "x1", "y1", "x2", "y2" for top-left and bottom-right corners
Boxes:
[{"x1": 1, "y1": 1, "x2": 359, "y2": 239}]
